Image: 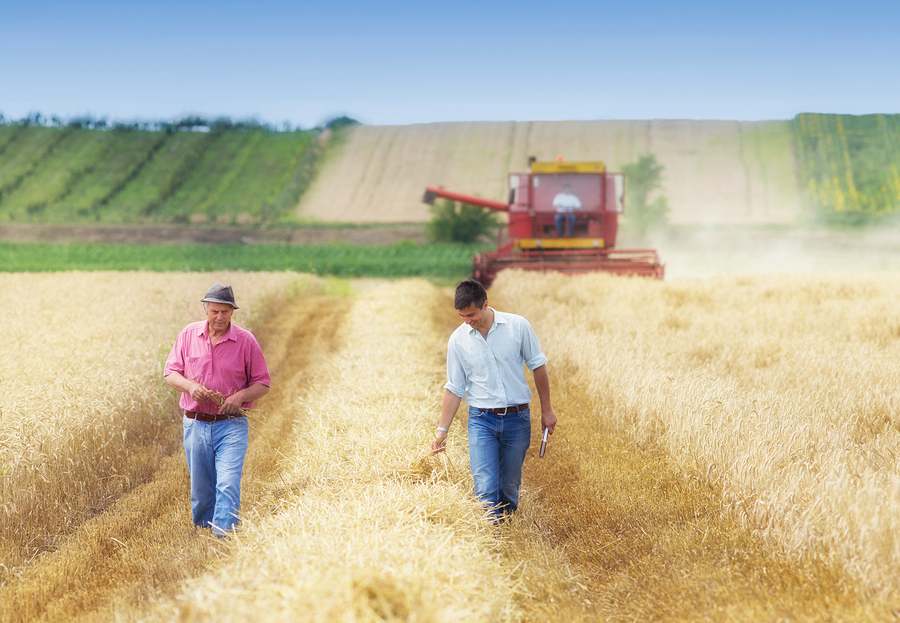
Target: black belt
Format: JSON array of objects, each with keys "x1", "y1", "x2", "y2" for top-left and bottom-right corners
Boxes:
[
  {"x1": 479, "y1": 404, "x2": 529, "y2": 415},
  {"x1": 185, "y1": 411, "x2": 244, "y2": 422}
]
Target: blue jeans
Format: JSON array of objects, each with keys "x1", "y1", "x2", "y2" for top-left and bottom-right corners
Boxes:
[
  {"x1": 554, "y1": 212, "x2": 575, "y2": 236},
  {"x1": 183, "y1": 414, "x2": 249, "y2": 535},
  {"x1": 467, "y1": 406, "x2": 531, "y2": 521}
]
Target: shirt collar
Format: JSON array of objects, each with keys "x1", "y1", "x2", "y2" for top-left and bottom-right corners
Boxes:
[
  {"x1": 464, "y1": 307, "x2": 505, "y2": 334},
  {"x1": 198, "y1": 321, "x2": 236, "y2": 342}
]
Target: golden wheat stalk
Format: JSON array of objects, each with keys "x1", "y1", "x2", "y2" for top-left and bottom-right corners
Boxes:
[{"x1": 196, "y1": 379, "x2": 252, "y2": 418}]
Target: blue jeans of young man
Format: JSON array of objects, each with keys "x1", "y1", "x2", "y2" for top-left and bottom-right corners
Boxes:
[
  {"x1": 183, "y1": 414, "x2": 249, "y2": 535},
  {"x1": 467, "y1": 406, "x2": 531, "y2": 521},
  {"x1": 554, "y1": 212, "x2": 576, "y2": 236}
]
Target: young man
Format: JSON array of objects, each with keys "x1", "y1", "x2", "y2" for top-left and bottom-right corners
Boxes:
[
  {"x1": 164, "y1": 283, "x2": 270, "y2": 535},
  {"x1": 431, "y1": 280, "x2": 556, "y2": 521}
]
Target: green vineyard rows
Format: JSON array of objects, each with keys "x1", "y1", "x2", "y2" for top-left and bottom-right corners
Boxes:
[{"x1": 0, "y1": 123, "x2": 319, "y2": 225}]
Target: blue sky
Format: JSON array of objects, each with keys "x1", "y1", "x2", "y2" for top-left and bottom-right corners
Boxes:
[{"x1": 1, "y1": 0, "x2": 898, "y2": 128}]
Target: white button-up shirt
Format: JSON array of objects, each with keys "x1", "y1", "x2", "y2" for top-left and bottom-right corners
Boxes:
[
  {"x1": 552, "y1": 191, "x2": 582, "y2": 212},
  {"x1": 445, "y1": 308, "x2": 548, "y2": 408}
]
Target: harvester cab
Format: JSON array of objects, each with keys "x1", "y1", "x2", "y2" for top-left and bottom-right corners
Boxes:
[
  {"x1": 423, "y1": 158, "x2": 664, "y2": 286},
  {"x1": 506, "y1": 160, "x2": 621, "y2": 246}
]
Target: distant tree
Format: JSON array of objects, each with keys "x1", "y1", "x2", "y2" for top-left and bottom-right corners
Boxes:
[
  {"x1": 325, "y1": 115, "x2": 360, "y2": 131},
  {"x1": 113, "y1": 120, "x2": 139, "y2": 132},
  {"x1": 21, "y1": 111, "x2": 43, "y2": 127},
  {"x1": 427, "y1": 199, "x2": 501, "y2": 244},
  {"x1": 174, "y1": 116, "x2": 213, "y2": 132},
  {"x1": 621, "y1": 153, "x2": 670, "y2": 236},
  {"x1": 67, "y1": 115, "x2": 97, "y2": 129}
]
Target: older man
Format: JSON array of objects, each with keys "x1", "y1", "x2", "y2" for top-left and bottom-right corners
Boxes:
[
  {"x1": 431, "y1": 280, "x2": 556, "y2": 522},
  {"x1": 164, "y1": 283, "x2": 270, "y2": 535}
]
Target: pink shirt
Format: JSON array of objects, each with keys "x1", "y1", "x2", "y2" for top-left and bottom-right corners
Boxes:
[{"x1": 164, "y1": 320, "x2": 270, "y2": 414}]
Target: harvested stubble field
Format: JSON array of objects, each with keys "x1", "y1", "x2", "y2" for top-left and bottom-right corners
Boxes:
[
  {"x1": 2, "y1": 270, "x2": 900, "y2": 621},
  {"x1": 297, "y1": 120, "x2": 800, "y2": 225}
]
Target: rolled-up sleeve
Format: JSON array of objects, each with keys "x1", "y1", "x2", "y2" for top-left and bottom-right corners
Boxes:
[
  {"x1": 520, "y1": 319, "x2": 548, "y2": 371},
  {"x1": 245, "y1": 336, "x2": 271, "y2": 387},
  {"x1": 163, "y1": 329, "x2": 188, "y2": 377},
  {"x1": 444, "y1": 339, "x2": 467, "y2": 398}
]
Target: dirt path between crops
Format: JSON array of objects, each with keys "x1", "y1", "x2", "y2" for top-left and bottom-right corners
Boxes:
[{"x1": 0, "y1": 295, "x2": 350, "y2": 623}]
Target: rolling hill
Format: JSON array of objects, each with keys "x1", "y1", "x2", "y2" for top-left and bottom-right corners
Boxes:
[
  {"x1": 296, "y1": 120, "x2": 802, "y2": 225},
  {"x1": 2, "y1": 114, "x2": 898, "y2": 231}
]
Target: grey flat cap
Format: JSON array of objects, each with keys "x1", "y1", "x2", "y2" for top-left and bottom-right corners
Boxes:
[{"x1": 201, "y1": 283, "x2": 239, "y2": 309}]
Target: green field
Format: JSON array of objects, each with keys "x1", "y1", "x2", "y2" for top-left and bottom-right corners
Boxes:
[
  {"x1": 0, "y1": 123, "x2": 320, "y2": 225},
  {"x1": 795, "y1": 113, "x2": 900, "y2": 223},
  {"x1": 0, "y1": 240, "x2": 485, "y2": 279}
]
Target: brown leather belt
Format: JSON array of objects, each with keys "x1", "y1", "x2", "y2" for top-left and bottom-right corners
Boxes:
[
  {"x1": 480, "y1": 404, "x2": 529, "y2": 415},
  {"x1": 185, "y1": 411, "x2": 244, "y2": 422}
]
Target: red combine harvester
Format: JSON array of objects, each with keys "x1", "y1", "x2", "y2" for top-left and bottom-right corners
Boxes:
[{"x1": 422, "y1": 158, "x2": 664, "y2": 286}]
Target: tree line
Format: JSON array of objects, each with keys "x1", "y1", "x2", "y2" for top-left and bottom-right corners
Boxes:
[{"x1": 0, "y1": 111, "x2": 359, "y2": 134}]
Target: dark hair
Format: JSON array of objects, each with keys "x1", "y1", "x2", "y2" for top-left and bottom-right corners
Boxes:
[{"x1": 454, "y1": 280, "x2": 487, "y2": 310}]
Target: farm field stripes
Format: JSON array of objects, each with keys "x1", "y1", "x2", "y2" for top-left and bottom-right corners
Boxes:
[
  {"x1": 59, "y1": 130, "x2": 169, "y2": 217},
  {"x1": 0, "y1": 130, "x2": 113, "y2": 218},
  {"x1": 0, "y1": 126, "x2": 318, "y2": 225},
  {"x1": 102, "y1": 130, "x2": 221, "y2": 219},
  {"x1": 4, "y1": 114, "x2": 900, "y2": 229},
  {"x1": 297, "y1": 120, "x2": 801, "y2": 225},
  {"x1": 0, "y1": 127, "x2": 73, "y2": 203}
]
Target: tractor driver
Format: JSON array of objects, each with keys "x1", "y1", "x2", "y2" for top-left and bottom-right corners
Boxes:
[{"x1": 552, "y1": 184, "x2": 582, "y2": 236}]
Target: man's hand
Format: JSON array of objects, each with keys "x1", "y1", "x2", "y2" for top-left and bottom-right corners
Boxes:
[
  {"x1": 165, "y1": 372, "x2": 213, "y2": 403},
  {"x1": 532, "y1": 365, "x2": 556, "y2": 434},
  {"x1": 219, "y1": 393, "x2": 244, "y2": 416},
  {"x1": 541, "y1": 408, "x2": 557, "y2": 435},
  {"x1": 430, "y1": 429, "x2": 448, "y2": 455},
  {"x1": 216, "y1": 383, "x2": 269, "y2": 415},
  {"x1": 431, "y1": 390, "x2": 461, "y2": 455},
  {"x1": 188, "y1": 381, "x2": 212, "y2": 404}
]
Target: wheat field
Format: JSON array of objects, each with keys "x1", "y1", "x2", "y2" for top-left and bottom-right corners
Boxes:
[
  {"x1": 3, "y1": 270, "x2": 900, "y2": 621},
  {"x1": 492, "y1": 270, "x2": 900, "y2": 611},
  {"x1": 0, "y1": 272, "x2": 312, "y2": 576}
]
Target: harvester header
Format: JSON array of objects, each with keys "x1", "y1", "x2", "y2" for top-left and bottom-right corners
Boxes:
[{"x1": 423, "y1": 158, "x2": 664, "y2": 285}]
